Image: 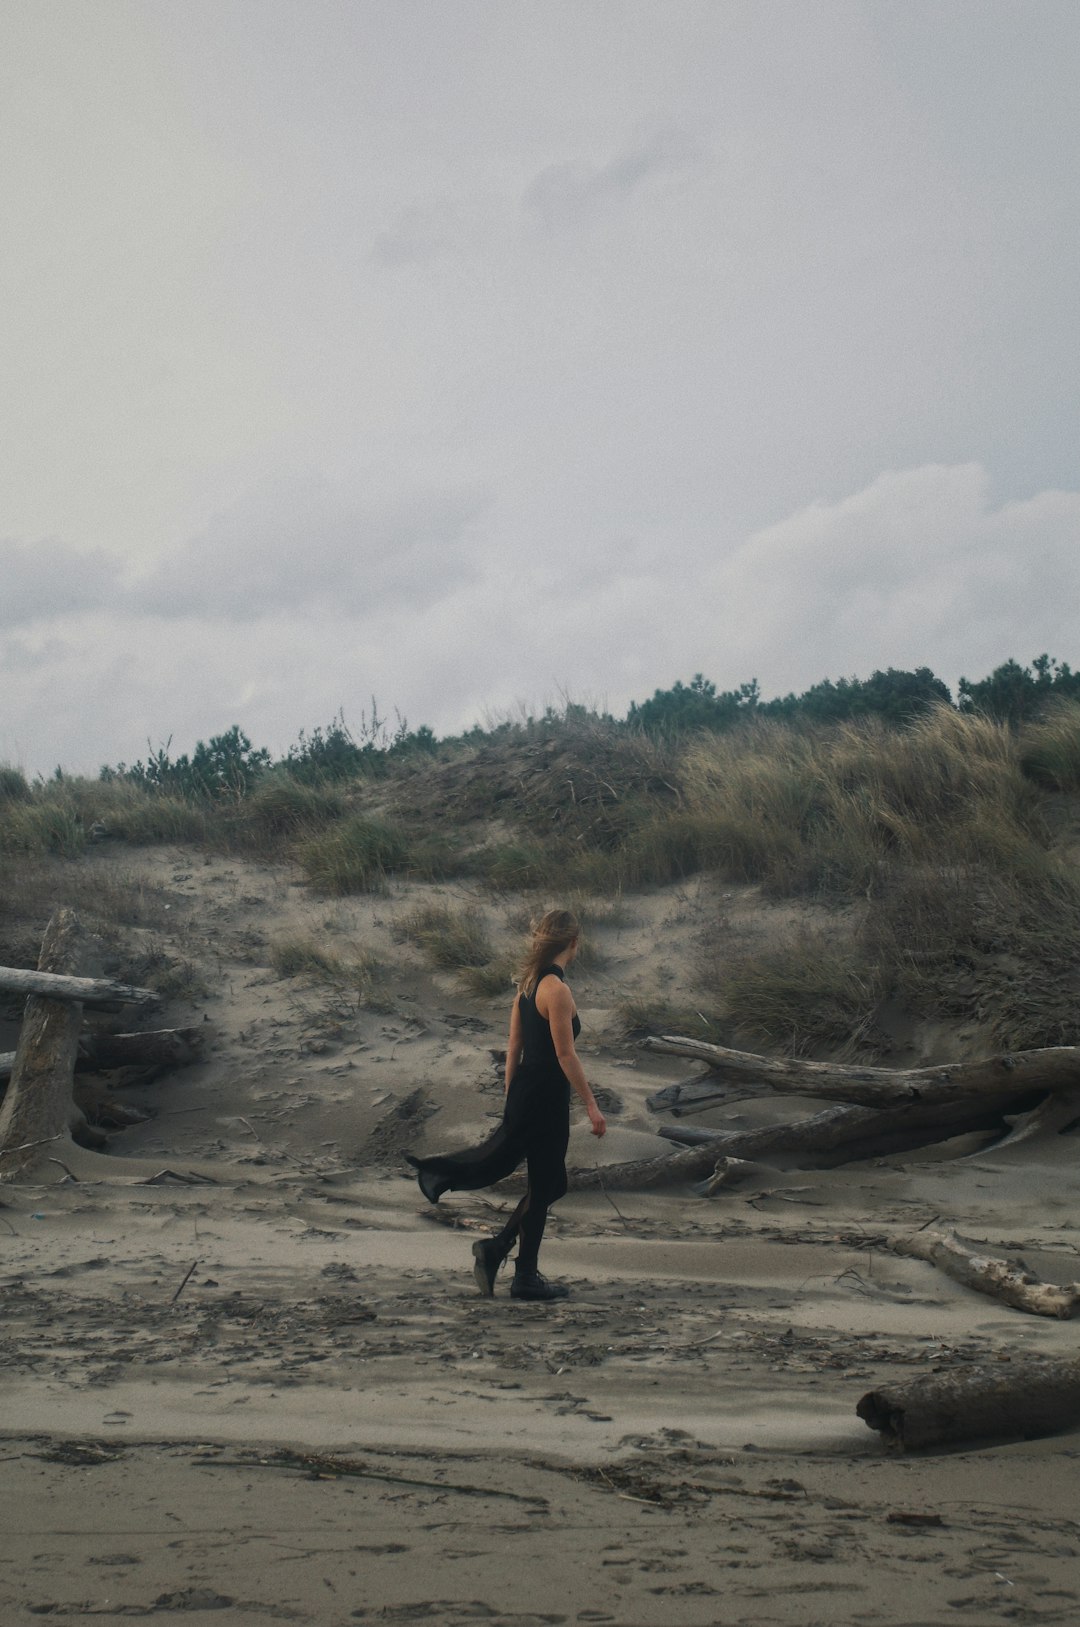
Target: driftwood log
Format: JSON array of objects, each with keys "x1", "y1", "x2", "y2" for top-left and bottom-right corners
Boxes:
[
  {"x1": 857, "y1": 1358, "x2": 1080, "y2": 1449},
  {"x1": 569, "y1": 1093, "x2": 1026, "y2": 1189},
  {"x1": 0, "y1": 965, "x2": 159, "y2": 1009},
  {"x1": 0, "y1": 909, "x2": 97, "y2": 1178},
  {"x1": 888, "y1": 1228, "x2": 1080, "y2": 1319},
  {"x1": 643, "y1": 1036, "x2": 1080, "y2": 1111},
  {"x1": 0, "y1": 1026, "x2": 203, "y2": 1084}
]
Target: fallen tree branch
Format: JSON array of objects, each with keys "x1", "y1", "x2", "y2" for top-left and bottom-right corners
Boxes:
[{"x1": 887, "y1": 1227, "x2": 1080, "y2": 1318}]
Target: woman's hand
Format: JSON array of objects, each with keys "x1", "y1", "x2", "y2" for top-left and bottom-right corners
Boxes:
[{"x1": 588, "y1": 1104, "x2": 607, "y2": 1138}]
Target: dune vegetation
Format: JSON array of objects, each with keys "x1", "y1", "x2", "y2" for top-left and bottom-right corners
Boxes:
[{"x1": 4, "y1": 656, "x2": 1080, "y2": 1058}]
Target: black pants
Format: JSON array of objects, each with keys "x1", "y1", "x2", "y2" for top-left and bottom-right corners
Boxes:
[{"x1": 419, "y1": 1066, "x2": 570, "y2": 1274}]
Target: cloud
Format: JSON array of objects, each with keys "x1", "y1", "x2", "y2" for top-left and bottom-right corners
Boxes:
[
  {"x1": 5, "y1": 463, "x2": 1080, "y2": 778},
  {"x1": 129, "y1": 475, "x2": 488, "y2": 621},
  {"x1": 0, "y1": 538, "x2": 124, "y2": 628},
  {"x1": 708, "y1": 465, "x2": 1080, "y2": 691},
  {"x1": 522, "y1": 127, "x2": 703, "y2": 226},
  {"x1": 370, "y1": 203, "x2": 460, "y2": 267}
]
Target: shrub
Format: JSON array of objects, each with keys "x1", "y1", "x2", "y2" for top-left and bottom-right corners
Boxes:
[
  {"x1": 270, "y1": 935, "x2": 379, "y2": 992},
  {"x1": 231, "y1": 774, "x2": 345, "y2": 847},
  {"x1": 0, "y1": 801, "x2": 86, "y2": 858},
  {"x1": 394, "y1": 902, "x2": 494, "y2": 970},
  {"x1": 713, "y1": 934, "x2": 884, "y2": 1057},
  {"x1": 1018, "y1": 701, "x2": 1080, "y2": 792},
  {"x1": 299, "y1": 815, "x2": 410, "y2": 893},
  {"x1": 0, "y1": 765, "x2": 31, "y2": 803}
]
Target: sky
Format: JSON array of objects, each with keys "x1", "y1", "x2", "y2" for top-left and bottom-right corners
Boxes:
[{"x1": 2, "y1": 0, "x2": 1079, "y2": 775}]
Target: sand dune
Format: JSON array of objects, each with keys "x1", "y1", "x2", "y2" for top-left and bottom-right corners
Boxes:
[{"x1": 3, "y1": 846, "x2": 1080, "y2": 1625}]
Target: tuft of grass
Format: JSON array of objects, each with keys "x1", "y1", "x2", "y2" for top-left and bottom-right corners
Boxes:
[
  {"x1": 1018, "y1": 700, "x2": 1080, "y2": 792},
  {"x1": 394, "y1": 902, "x2": 494, "y2": 970},
  {"x1": 458, "y1": 954, "x2": 517, "y2": 999},
  {"x1": 475, "y1": 839, "x2": 560, "y2": 893},
  {"x1": 713, "y1": 933, "x2": 885, "y2": 1057},
  {"x1": 299, "y1": 815, "x2": 410, "y2": 893},
  {"x1": 0, "y1": 801, "x2": 87, "y2": 858},
  {"x1": 270, "y1": 935, "x2": 380, "y2": 994},
  {"x1": 0, "y1": 764, "x2": 31, "y2": 803},
  {"x1": 616, "y1": 994, "x2": 725, "y2": 1040},
  {"x1": 231, "y1": 775, "x2": 345, "y2": 847}
]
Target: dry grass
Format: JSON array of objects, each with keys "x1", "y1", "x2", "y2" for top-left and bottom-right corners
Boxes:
[
  {"x1": 270, "y1": 935, "x2": 380, "y2": 996},
  {"x1": 1018, "y1": 700, "x2": 1080, "y2": 792},
  {"x1": 299, "y1": 815, "x2": 410, "y2": 893},
  {"x1": 393, "y1": 902, "x2": 494, "y2": 970},
  {"x1": 616, "y1": 993, "x2": 726, "y2": 1040},
  {"x1": 711, "y1": 932, "x2": 885, "y2": 1058}
]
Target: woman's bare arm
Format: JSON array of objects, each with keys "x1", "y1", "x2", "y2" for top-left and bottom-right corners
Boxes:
[
  {"x1": 504, "y1": 997, "x2": 523, "y2": 1094},
  {"x1": 542, "y1": 981, "x2": 606, "y2": 1137}
]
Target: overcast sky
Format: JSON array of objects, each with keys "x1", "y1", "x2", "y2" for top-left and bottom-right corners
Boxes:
[{"x1": 3, "y1": 0, "x2": 1079, "y2": 775}]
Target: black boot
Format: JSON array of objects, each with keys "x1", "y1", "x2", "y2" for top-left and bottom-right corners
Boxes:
[
  {"x1": 471, "y1": 1238, "x2": 509, "y2": 1298},
  {"x1": 510, "y1": 1270, "x2": 570, "y2": 1302},
  {"x1": 403, "y1": 1152, "x2": 448, "y2": 1206}
]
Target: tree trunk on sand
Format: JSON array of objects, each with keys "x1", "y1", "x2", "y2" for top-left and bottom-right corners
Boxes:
[
  {"x1": 0, "y1": 965, "x2": 159, "y2": 1008},
  {"x1": 642, "y1": 1036, "x2": 1080, "y2": 1110},
  {"x1": 888, "y1": 1228, "x2": 1080, "y2": 1319},
  {"x1": 0, "y1": 909, "x2": 92, "y2": 1179},
  {"x1": 568, "y1": 1094, "x2": 1027, "y2": 1189},
  {"x1": 1, "y1": 1026, "x2": 204, "y2": 1085},
  {"x1": 857, "y1": 1358, "x2": 1080, "y2": 1450}
]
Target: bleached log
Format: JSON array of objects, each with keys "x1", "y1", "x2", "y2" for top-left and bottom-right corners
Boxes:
[
  {"x1": 888, "y1": 1227, "x2": 1080, "y2": 1319},
  {"x1": 0, "y1": 910, "x2": 90, "y2": 1178},
  {"x1": 642, "y1": 1036, "x2": 1080, "y2": 1110},
  {"x1": 0, "y1": 966, "x2": 159, "y2": 1007},
  {"x1": 857, "y1": 1358, "x2": 1080, "y2": 1450}
]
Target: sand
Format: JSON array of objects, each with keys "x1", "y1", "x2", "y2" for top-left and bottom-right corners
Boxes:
[{"x1": 3, "y1": 848, "x2": 1080, "y2": 1626}]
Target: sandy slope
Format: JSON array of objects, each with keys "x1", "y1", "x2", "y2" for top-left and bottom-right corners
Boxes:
[{"x1": 3, "y1": 847, "x2": 1080, "y2": 1626}]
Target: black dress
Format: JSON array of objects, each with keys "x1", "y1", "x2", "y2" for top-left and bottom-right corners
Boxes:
[{"x1": 409, "y1": 966, "x2": 577, "y2": 1268}]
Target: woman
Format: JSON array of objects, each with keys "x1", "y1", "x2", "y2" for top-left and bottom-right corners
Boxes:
[{"x1": 405, "y1": 907, "x2": 606, "y2": 1302}]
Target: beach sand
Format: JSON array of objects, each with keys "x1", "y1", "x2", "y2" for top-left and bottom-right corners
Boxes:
[{"x1": 3, "y1": 848, "x2": 1080, "y2": 1625}]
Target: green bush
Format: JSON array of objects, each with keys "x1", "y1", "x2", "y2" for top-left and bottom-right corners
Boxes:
[
  {"x1": 1018, "y1": 701, "x2": 1080, "y2": 792},
  {"x1": 270, "y1": 935, "x2": 379, "y2": 991},
  {"x1": 0, "y1": 764, "x2": 31, "y2": 803},
  {"x1": 394, "y1": 902, "x2": 494, "y2": 970},
  {"x1": 232, "y1": 774, "x2": 346, "y2": 846},
  {"x1": 299, "y1": 815, "x2": 410, "y2": 893}
]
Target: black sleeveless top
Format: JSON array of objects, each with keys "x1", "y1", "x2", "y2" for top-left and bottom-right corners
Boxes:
[{"x1": 518, "y1": 964, "x2": 580, "y2": 1074}]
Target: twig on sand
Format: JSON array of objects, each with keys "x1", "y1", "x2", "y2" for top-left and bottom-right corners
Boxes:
[
  {"x1": 235, "y1": 1116, "x2": 260, "y2": 1140},
  {"x1": 137, "y1": 1168, "x2": 217, "y2": 1186},
  {"x1": 171, "y1": 1259, "x2": 199, "y2": 1303},
  {"x1": 595, "y1": 1168, "x2": 629, "y2": 1226},
  {"x1": 3, "y1": 1131, "x2": 65, "y2": 1157},
  {"x1": 203, "y1": 1449, "x2": 548, "y2": 1504},
  {"x1": 45, "y1": 1157, "x2": 79, "y2": 1181}
]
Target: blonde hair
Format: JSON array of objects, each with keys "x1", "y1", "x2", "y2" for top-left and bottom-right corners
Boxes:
[{"x1": 516, "y1": 907, "x2": 581, "y2": 997}]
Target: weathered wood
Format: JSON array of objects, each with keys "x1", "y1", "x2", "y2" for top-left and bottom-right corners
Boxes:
[
  {"x1": 1, "y1": 1025, "x2": 203, "y2": 1084},
  {"x1": 657, "y1": 1124, "x2": 727, "y2": 1147},
  {"x1": 986, "y1": 1087, "x2": 1080, "y2": 1152},
  {"x1": 76, "y1": 1026, "x2": 203, "y2": 1073},
  {"x1": 72, "y1": 1081, "x2": 154, "y2": 1128},
  {"x1": 888, "y1": 1227, "x2": 1080, "y2": 1319},
  {"x1": 642, "y1": 1035, "x2": 1080, "y2": 1110},
  {"x1": 857, "y1": 1358, "x2": 1080, "y2": 1449},
  {"x1": 0, "y1": 966, "x2": 159, "y2": 1008},
  {"x1": 569, "y1": 1094, "x2": 1022, "y2": 1189},
  {"x1": 0, "y1": 910, "x2": 88, "y2": 1178}
]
